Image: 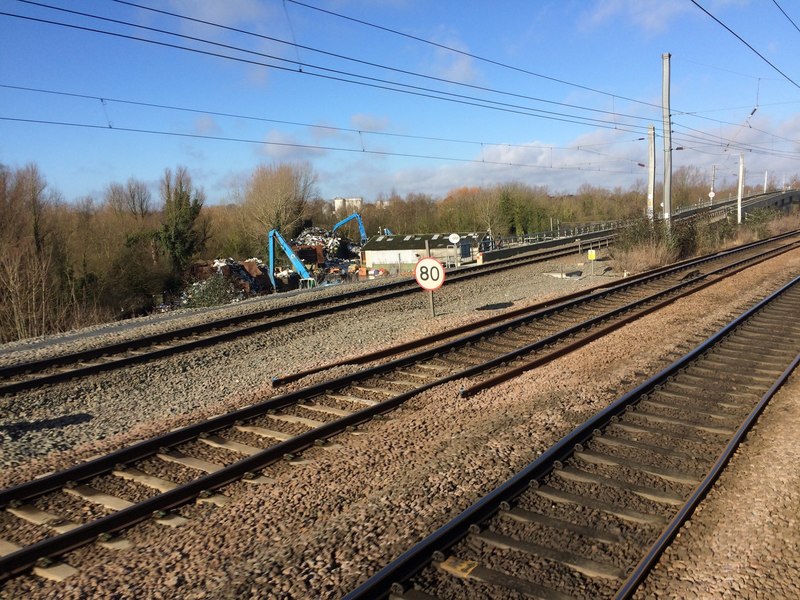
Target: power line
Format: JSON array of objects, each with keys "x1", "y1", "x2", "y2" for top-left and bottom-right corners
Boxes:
[
  {"x1": 772, "y1": 0, "x2": 800, "y2": 34},
  {"x1": 15, "y1": 1, "x2": 656, "y2": 129},
  {"x1": 112, "y1": 0, "x2": 800, "y2": 148},
  {"x1": 4, "y1": 3, "x2": 796, "y2": 172},
  {"x1": 689, "y1": 0, "x2": 800, "y2": 89},
  {"x1": 99, "y1": 1, "x2": 799, "y2": 160},
  {"x1": 0, "y1": 83, "x2": 652, "y2": 154},
  {"x1": 0, "y1": 116, "x2": 645, "y2": 176},
  {"x1": 11, "y1": 2, "x2": 794, "y2": 157},
  {"x1": 285, "y1": 0, "x2": 664, "y2": 112},
  {"x1": 0, "y1": 13, "x2": 652, "y2": 138},
  {"x1": 14, "y1": 79, "x2": 793, "y2": 164}
]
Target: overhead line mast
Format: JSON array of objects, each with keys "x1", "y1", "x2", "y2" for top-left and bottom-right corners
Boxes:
[{"x1": 662, "y1": 53, "x2": 673, "y2": 229}]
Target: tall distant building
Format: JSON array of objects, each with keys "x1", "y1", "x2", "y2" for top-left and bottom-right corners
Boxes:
[{"x1": 333, "y1": 197, "x2": 363, "y2": 212}]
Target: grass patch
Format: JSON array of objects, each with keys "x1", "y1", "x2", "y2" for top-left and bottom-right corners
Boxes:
[{"x1": 610, "y1": 206, "x2": 799, "y2": 274}]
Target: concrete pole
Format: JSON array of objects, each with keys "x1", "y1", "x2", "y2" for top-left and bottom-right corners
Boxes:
[
  {"x1": 647, "y1": 124, "x2": 655, "y2": 220},
  {"x1": 738, "y1": 154, "x2": 745, "y2": 224},
  {"x1": 764, "y1": 170, "x2": 768, "y2": 193},
  {"x1": 662, "y1": 53, "x2": 672, "y2": 230},
  {"x1": 710, "y1": 164, "x2": 716, "y2": 205}
]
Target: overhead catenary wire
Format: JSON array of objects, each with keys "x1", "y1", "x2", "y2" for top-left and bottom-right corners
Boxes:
[
  {"x1": 3, "y1": 1, "x2": 797, "y2": 183},
  {"x1": 0, "y1": 10, "x2": 652, "y2": 137},
  {"x1": 0, "y1": 116, "x2": 645, "y2": 176},
  {"x1": 771, "y1": 0, "x2": 800, "y2": 35},
  {"x1": 13, "y1": 0, "x2": 657, "y2": 130},
  {"x1": 5, "y1": 4, "x2": 795, "y2": 160},
  {"x1": 110, "y1": 0, "x2": 800, "y2": 142},
  {"x1": 284, "y1": 0, "x2": 665, "y2": 112},
  {"x1": 689, "y1": 0, "x2": 800, "y2": 90},
  {"x1": 0, "y1": 83, "x2": 653, "y2": 154},
  {"x1": 5, "y1": 81, "x2": 793, "y2": 166}
]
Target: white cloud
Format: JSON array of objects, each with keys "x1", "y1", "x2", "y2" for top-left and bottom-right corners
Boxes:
[
  {"x1": 195, "y1": 115, "x2": 220, "y2": 135},
  {"x1": 425, "y1": 27, "x2": 480, "y2": 84},
  {"x1": 165, "y1": 0, "x2": 271, "y2": 28},
  {"x1": 160, "y1": 0, "x2": 282, "y2": 87},
  {"x1": 259, "y1": 130, "x2": 329, "y2": 161},
  {"x1": 580, "y1": 0, "x2": 693, "y2": 34},
  {"x1": 350, "y1": 113, "x2": 391, "y2": 132}
]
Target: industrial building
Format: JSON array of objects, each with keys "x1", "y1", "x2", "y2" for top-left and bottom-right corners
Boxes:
[{"x1": 360, "y1": 232, "x2": 493, "y2": 272}]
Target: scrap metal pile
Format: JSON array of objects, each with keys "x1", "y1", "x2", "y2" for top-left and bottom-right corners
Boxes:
[
  {"x1": 293, "y1": 227, "x2": 345, "y2": 258},
  {"x1": 186, "y1": 225, "x2": 364, "y2": 303},
  {"x1": 189, "y1": 257, "x2": 272, "y2": 298},
  {"x1": 291, "y1": 226, "x2": 362, "y2": 281}
]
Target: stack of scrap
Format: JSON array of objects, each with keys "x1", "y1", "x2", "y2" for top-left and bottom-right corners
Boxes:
[
  {"x1": 293, "y1": 227, "x2": 365, "y2": 259},
  {"x1": 190, "y1": 257, "x2": 271, "y2": 295},
  {"x1": 290, "y1": 226, "x2": 364, "y2": 283},
  {"x1": 292, "y1": 227, "x2": 342, "y2": 259}
]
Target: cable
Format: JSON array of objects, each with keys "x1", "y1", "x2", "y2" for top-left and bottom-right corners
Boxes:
[
  {"x1": 12, "y1": 2, "x2": 795, "y2": 154},
  {"x1": 3, "y1": 81, "x2": 794, "y2": 168},
  {"x1": 0, "y1": 116, "x2": 644, "y2": 175},
  {"x1": 46, "y1": 1, "x2": 794, "y2": 158},
  {"x1": 0, "y1": 83, "x2": 654, "y2": 154},
  {"x1": 110, "y1": 0, "x2": 800, "y2": 140},
  {"x1": 772, "y1": 0, "x2": 800, "y2": 34},
  {"x1": 15, "y1": 1, "x2": 656, "y2": 128},
  {"x1": 689, "y1": 0, "x2": 800, "y2": 89},
  {"x1": 5, "y1": 5, "x2": 796, "y2": 167},
  {"x1": 285, "y1": 0, "x2": 665, "y2": 112}
]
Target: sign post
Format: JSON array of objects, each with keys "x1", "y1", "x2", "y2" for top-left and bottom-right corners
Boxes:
[
  {"x1": 415, "y1": 256, "x2": 445, "y2": 317},
  {"x1": 587, "y1": 248, "x2": 596, "y2": 276}
]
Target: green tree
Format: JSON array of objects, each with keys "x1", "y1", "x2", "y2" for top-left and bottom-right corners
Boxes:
[{"x1": 157, "y1": 166, "x2": 207, "y2": 280}]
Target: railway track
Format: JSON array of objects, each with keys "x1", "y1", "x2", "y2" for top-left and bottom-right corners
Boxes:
[
  {"x1": 344, "y1": 274, "x2": 800, "y2": 600},
  {"x1": 0, "y1": 236, "x2": 611, "y2": 396},
  {"x1": 0, "y1": 232, "x2": 796, "y2": 583}
]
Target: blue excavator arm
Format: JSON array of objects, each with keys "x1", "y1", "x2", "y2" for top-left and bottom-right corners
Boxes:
[
  {"x1": 332, "y1": 213, "x2": 368, "y2": 245},
  {"x1": 267, "y1": 229, "x2": 312, "y2": 290}
]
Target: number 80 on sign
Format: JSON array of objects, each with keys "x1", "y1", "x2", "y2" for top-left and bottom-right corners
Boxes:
[{"x1": 414, "y1": 257, "x2": 445, "y2": 291}]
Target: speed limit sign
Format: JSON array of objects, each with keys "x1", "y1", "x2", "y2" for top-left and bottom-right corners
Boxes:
[{"x1": 415, "y1": 257, "x2": 445, "y2": 291}]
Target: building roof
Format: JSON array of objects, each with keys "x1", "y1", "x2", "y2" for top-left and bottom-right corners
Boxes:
[{"x1": 362, "y1": 232, "x2": 489, "y2": 251}]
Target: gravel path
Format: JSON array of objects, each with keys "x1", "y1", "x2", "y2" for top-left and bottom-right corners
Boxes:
[{"x1": 1, "y1": 247, "x2": 799, "y2": 599}]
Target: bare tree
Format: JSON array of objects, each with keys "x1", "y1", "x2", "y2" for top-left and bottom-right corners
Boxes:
[
  {"x1": 478, "y1": 187, "x2": 502, "y2": 237},
  {"x1": 0, "y1": 164, "x2": 72, "y2": 341},
  {"x1": 16, "y1": 163, "x2": 48, "y2": 256},
  {"x1": 242, "y1": 162, "x2": 318, "y2": 240},
  {"x1": 104, "y1": 178, "x2": 152, "y2": 219},
  {"x1": 104, "y1": 182, "x2": 127, "y2": 215},
  {"x1": 126, "y1": 178, "x2": 152, "y2": 219}
]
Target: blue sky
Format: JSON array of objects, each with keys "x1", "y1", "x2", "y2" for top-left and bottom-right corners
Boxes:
[{"x1": 1, "y1": 0, "x2": 799, "y2": 205}]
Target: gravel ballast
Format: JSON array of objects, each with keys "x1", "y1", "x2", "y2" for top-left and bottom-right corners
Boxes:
[
  {"x1": 0, "y1": 256, "x2": 605, "y2": 478},
  {"x1": 1, "y1": 247, "x2": 799, "y2": 599}
]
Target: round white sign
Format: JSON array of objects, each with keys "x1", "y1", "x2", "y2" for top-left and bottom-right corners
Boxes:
[
  {"x1": 708, "y1": 191, "x2": 716, "y2": 198},
  {"x1": 448, "y1": 233, "x2": 461, "y2": 244},
  {"x1": 414, "y1": 257, "x2": 446, "y2": 291}
]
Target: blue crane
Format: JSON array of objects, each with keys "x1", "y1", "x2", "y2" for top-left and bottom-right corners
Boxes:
[
  {"x1": 267, "y1": 229, "x2": 314, "y2": 290},
  {"x1": 331, "y1": 213, "x2": 369, "y2": 246}
]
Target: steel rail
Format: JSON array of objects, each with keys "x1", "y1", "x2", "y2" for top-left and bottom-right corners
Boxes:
[
  {"x1": 0, "y1": 236, "x2": 612, "y2": 396},
  {"x1": 0, "y1": 234, "x2": 796, "y2": 581},
  {"x1": 2, "y1": 234, "x2": 793, "y2": 507},
  {"x1": 458, "y1": 239, "x2": 798, "y2": 396},
  {"x1": 343, "y1": 274, "x2": 800, "y2": 600},
  {"x1": 614, "y1": 350, "x2": 800, "y2": 599},
  {"x1": 274, "y1": 232, "x2": 798, "y2": 385}
]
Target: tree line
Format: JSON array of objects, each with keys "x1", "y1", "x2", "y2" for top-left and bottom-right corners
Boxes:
[{"x1": 1, "y1": 160, "x2": 796, "y2": 343}]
